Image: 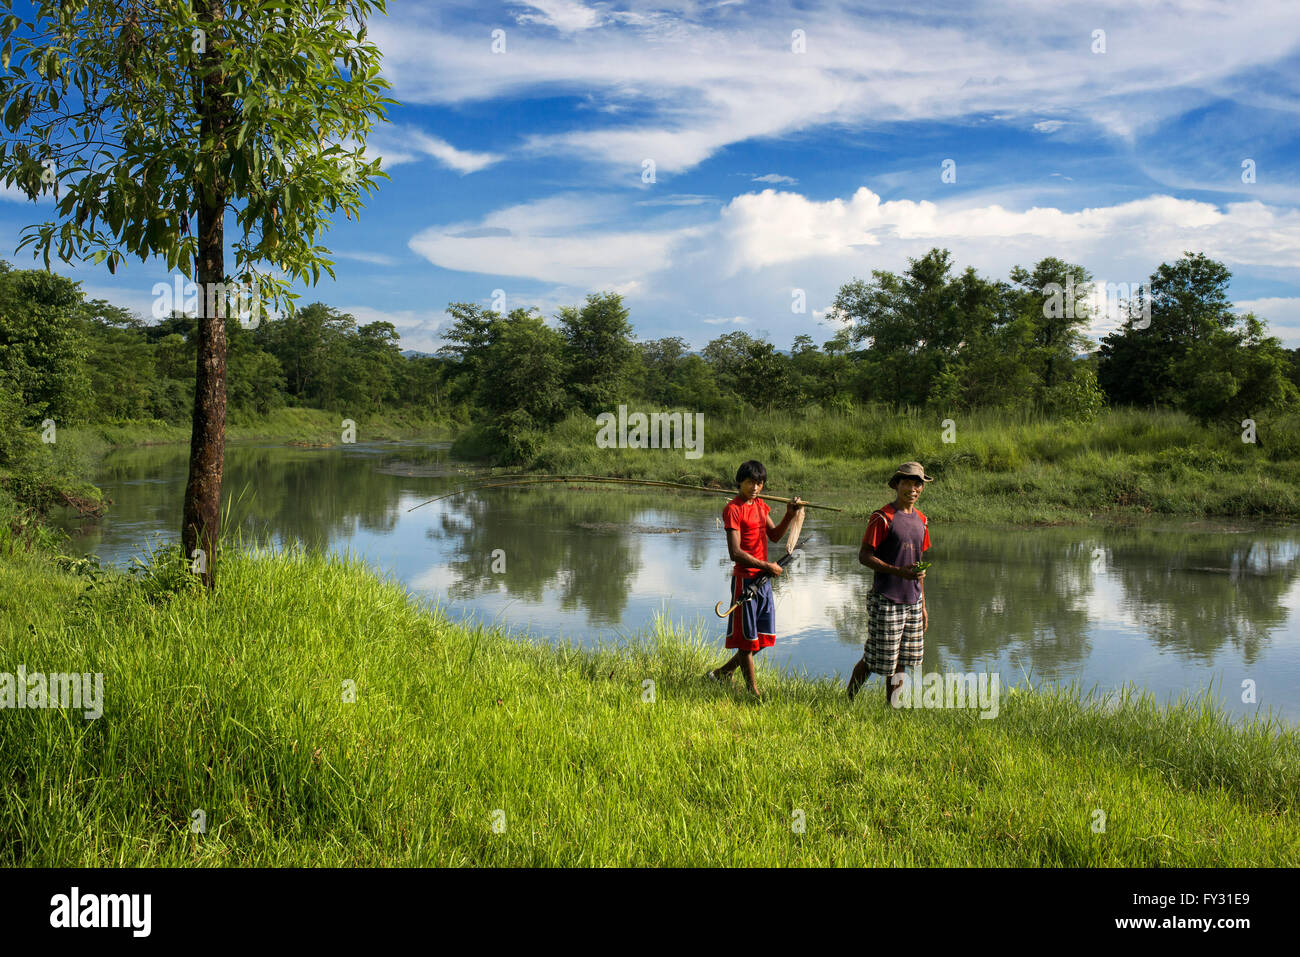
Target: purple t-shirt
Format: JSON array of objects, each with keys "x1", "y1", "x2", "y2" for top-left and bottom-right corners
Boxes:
[{"x1": 862, "y1": 503, "x2": 930, "y2": 605}]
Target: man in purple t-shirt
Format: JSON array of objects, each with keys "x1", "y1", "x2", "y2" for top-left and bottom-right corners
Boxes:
[{"x1": 847, "y1": 461, "x2": 932, "y2": 703}]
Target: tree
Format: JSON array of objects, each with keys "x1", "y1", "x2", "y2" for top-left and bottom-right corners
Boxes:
[
  {"x1": 558, "y1": 292, "x2": 635, "y2": 414},
  {"x1": 476, "y1": 309, "x2": 568, "y2": 461},
  {"x1": 1, "y1": 0, "x2": 394, "y2": 586},
  {"x1": 438, "y1": 302, "x2": 497, "y2": 406},
  {"x1": 1097, "y1": 253, "x2": 1231, "y2": 408},
  {"x1": 701, "y1": 330, "x2": 763, "y2": 404},
  {"x1": 1172, "y1": 313, "x2": 1297, "y2": 425},
  {"x1": 0, "y1": 264, "x2": 89, "y2": 422},
  {"x1": 833, "y1": 248, "x2": 1021, "y2": 409},
  {"x1": 1008, "y1": 257, "x2": 1094, "y2": 392},
  {"x1": 638, "y1": 336, "x2": 689, "y2": 405}
]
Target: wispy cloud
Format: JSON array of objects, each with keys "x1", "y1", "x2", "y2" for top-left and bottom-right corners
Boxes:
[
  {"x1": 512, "y1": 0, "x2": 604, "y2": 33},
  {"x1": 332, "y1": 250, "x2": 399, "y2": 266},
  {"x1": 372, "y1": 1, "x2": 1300, "y2": 176},
  {"x1": 365, "y1": 127, "x2": 503, "y2": 174}
]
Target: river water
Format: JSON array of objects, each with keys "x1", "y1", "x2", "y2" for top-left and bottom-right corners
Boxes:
[{"x1": 50, "y1": 440, "x2": 1300, "y2": 723}]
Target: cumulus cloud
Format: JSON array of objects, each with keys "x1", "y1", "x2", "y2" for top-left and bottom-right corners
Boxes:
[{"x1": 404, "y1": 184, "x2": 1300, "y2": 348}]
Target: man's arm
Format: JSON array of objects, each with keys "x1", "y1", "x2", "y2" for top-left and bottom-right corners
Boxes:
[{"x1": 728, "y1": 527, "x2": 781, "y2": 575}]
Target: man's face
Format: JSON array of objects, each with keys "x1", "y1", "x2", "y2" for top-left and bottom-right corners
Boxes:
[
  {"x1": 741, "y1": 478, "x2": 764, "y2": 500},
  {"x1": 897, "y1": 478, "x2": 922, "y2": 502}
]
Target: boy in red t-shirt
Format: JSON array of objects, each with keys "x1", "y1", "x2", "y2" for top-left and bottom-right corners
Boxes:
[{"x1": 706, "y1": 460, "x2": 805, "y2": 700}]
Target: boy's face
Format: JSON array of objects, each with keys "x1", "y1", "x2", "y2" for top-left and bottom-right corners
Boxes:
[
  {"x1": 896, "y1": 477, "x2": 923, "y2": 503},
  {"x1": 740, "y1": 478, "x2": 764, "y2": 500}
]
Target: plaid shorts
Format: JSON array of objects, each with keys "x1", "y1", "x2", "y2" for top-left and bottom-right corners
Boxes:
[{"x1": 863, "y1": 591, "x2": 924, "y2": 674}]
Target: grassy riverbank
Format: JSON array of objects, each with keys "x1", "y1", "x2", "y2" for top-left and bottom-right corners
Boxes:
[
  {"x1": 2, "y1": 536, "x2": 1296, "y2": 866},
  {"x1": 494, "y1": 405, "x2": 1300, "y2": 522},
  {"x1": 0, "y1": 408, "x2": 452, "y2": 519},
  {"x1": 64, "y1": 406, "x2": 453, "y2": 453}
]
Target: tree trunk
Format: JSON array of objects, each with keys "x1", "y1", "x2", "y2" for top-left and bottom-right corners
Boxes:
[{"x1": 181, "y1": 0, "x2": 231, "y2": 589}]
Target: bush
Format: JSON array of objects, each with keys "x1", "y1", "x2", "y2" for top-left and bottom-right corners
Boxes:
[{"x1": 1043, "y1": 366, "x2": 1106, "y2": 423}]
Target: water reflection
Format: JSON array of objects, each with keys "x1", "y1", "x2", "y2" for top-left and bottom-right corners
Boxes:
[{"x1": 52, "y1": 441, "x2": 1300, "y2": 720}]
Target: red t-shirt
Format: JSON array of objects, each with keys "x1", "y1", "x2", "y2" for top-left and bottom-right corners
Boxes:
[{"x1": 723, "y1": 495, "x2": 770, "y2": 578}]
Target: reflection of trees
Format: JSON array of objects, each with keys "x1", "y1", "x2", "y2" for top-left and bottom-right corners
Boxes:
[
  {"x1": 1107, "y1": 530, "x2": 1298, "y2": 665},
  {"x1": 830, "y1": 527, "x2": 1096, "y2": 675},
  {"x1": 828, "y1": 523, "x2": 1300, "y2": 675},
  {"x1": 433, "y1": 487, "x2": 648, "y2": 625},
  {"x1": 65, "y1": 442, "x2": 465, "y2": 553}
]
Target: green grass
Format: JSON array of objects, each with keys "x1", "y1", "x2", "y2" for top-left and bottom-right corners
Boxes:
[
  {"x1": 63, "y1": 406, "x2": 453, "y2": 452},
  {"x1": 2, "y1": 544, "x2": 1296, "y2": 866},
  {"x1": 506, "y1": 405, "x2": 1300, "y2": 522}
]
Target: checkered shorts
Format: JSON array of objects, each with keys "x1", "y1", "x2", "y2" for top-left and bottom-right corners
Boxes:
[{"x1": 862, "y1": 591, "x2": 924, "y2": 674}]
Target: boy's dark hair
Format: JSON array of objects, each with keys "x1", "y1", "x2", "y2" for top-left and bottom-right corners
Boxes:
[{"x1": 735, "y1": 460, "x2": 767, "y2": 487}]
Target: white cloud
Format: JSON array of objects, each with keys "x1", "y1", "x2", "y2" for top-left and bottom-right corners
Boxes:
[
  {"x1": 333, "y1": 250, "x2": 398, "y2": 266},
  {"x1": 753, "y1": 173, "x2": 798, "y2": 185},
  {"x1": 513, "y1": 0, "x2": 604, "y2": 33},
  {"x1": 0, "y1": 183, "x2": 53, "y2": 204},
  {"x1": 341, "y1": 305, "x2": 447, "y2": 351},
  {"x1": 371, "y1": 1, "x2": 1300, "y2": 175},
  {"x1": 403, "y1": 184, "x2": 1300, "y2": 349},
  {"x1": 76, "y1": 284, "x2": 158, "y2": 321},
  {"x1": 1033, "y1": 120, "x2": 1067, "y2": 133},
  {"x1": 712, "y1": 188, "x2": 1300, "y2": 277},
  {"x1": 634, "y1": 194, "x2": 717, "y2": 206},
  {"x1": 408, "y1": 193, "x2": 692, "y2": 285},
  {"x1": 364, "y1": 128, "x2": 502, "y2": 174},
  {"x1": 1234, "y1": 297, "x2": 1300, "y2": 348}
]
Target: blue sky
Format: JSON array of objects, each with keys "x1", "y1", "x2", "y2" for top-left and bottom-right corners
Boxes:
[{"x1": 3, "y1": 0, "x2": 1300, "y2": 350}]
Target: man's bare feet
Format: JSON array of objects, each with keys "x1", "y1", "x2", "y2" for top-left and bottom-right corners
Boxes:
[{"x1": 847, "y1": 659, "x2": 870, "y2": 700}]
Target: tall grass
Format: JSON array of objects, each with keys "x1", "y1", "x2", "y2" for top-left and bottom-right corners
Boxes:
[
  {"x1": 3, "y1": 546, "x2": 1296, "y2": 866},
  {"x1": 518, "y1": 405, "x2": 1300, "y2": 521},
  {"x1": 62, "y1": 406, "x2": 453, "y2": 452}
]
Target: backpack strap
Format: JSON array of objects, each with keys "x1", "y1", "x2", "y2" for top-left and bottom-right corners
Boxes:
[{"x1": 870, "y1": 503, "x2": 895, "y2": 538}]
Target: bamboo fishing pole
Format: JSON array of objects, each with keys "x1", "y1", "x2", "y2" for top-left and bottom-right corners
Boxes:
[{"x1": 407, "y1": 473, "x2": 842, "y2": 512}]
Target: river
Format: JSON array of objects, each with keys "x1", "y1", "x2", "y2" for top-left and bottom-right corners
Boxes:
[{"x1": 50, "y1": 439, "x2": 1300, "y2": 723}]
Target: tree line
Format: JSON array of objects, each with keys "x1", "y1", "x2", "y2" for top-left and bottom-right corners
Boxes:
[{"x1": 2, "y1": 248, "x2": 1298, "y2": 475}]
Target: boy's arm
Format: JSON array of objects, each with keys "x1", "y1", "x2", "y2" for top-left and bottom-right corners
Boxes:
[
  {"x1": 765, "y1": 498, "x2": 806, "y2": 542},
  {"x1": 727, "y1": 527, "x2": 780, "y2": 574}
]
